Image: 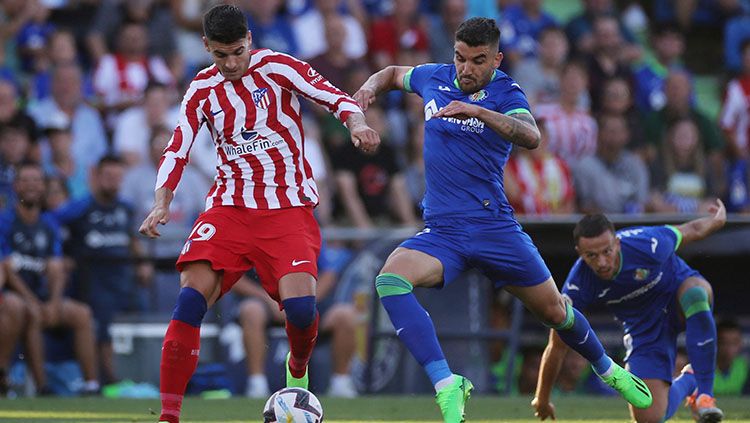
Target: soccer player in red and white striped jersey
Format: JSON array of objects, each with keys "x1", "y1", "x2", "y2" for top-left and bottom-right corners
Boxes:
[{"x1": 138, "y1": 5, "x2": 379, "y2": 423}]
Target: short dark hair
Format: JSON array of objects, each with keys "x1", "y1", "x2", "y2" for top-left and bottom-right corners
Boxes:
[
  {"x1": 203, "y1": 4, "x2": 248, "y2": 44},
  {"x1": 455, "y1": 17, "x2": 500, "y2": 48},
  {"x1": 97, "y1": 154, "x2": 125, "y2": 169},
  {"x1": 573, "y1": 214, "x2": 615, "y2": 244},
  {"x1": 15, "y1": 159, "x2": 42, "y2": 175},
  {"x1": 716, "y1": 318, "x2": 741, "y2": 334}
]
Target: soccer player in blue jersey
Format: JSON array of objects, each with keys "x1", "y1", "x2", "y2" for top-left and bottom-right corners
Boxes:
[
  {"x1": 354, "y1": 17, "x2": 652, "y2": 422},
  {"x1": 533, "y1": 202, "x2": 726, "y2": 423}
]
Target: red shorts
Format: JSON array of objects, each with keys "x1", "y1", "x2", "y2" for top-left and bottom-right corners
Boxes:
[{"x1": 176, "y1": 206, "x2": 321, "y2": 301}]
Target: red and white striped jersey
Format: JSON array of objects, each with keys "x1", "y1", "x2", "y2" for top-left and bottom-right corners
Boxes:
[
  {"x1": 534, "y1": 103, "x2": 598, "y2": 165},
  {"x1": 720, "y1": 76, "x2": 750, "y2": 156},
  {"x1": 155, "y1": 49, "x2": 362, "y2": 210}
]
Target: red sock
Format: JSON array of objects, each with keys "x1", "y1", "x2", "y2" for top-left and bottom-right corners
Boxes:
[
  {"x1": 286, "y1": 313, "x2": 319, "y2": 378},
  {"x1": 159, "y1": 320, "x2": 200, "y2": 423}
]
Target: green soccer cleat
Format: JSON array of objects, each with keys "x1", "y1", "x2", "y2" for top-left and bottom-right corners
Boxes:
[
  {"x1": 599, "y1": 363, "x2": 653, "y2": 409},
  {"x1": 435, "y1": 374, "x2": 473, "y2": 423},
  {"x1": 285, "y1": 352, "x2": 309, "y2": 389}
]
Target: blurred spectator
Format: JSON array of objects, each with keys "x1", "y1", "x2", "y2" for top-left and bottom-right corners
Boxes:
[
  {"x1": 53, "y1": 156, "x2": 149, "y2": 385},
  {"x1": 292, "y1": 0, "x2": 367, "y2": 61},
  {"x1": 234, "y1": 243, "x2": 358, "y2": 398},
  {"x1": 714, "y1": 318, "x2": 750, "y2": 395},
  {"x1": 654, "y1": 0, "x2": 748, "y2": 30},
  {"x1": 403, "y1": 120, "x2": 425, "y2": 216},
  {"x1": 40, "y1": 113, "x2": 88, "y2": 200},
  {"x1": 0, "y1": 78, "x2": 38, "y2": 144},
  {"x1": 243, "y1": 0, "x2": 297, "y2": 55},
  {"x1": 498, "y1": 0, "x2": 557, "y2": 68},
  {"x1": 113, "y1": 82, "x2": 178, "y2": 167},
  {"x1": 169, "y1": 0, "x2": 214, "y2": 82},
  {"x1": 368, "y1": 0, "x2": 429, "y2": 70},
  {"x1": 573, "y1": 114, "x2": 649, "y2": 213},
  {"x1": 44, "y1": 174, "x2": 69, "y2": 211},
  {"x1": 518, "y1": 347, "x2": 543, "y2": 395},
  {"x1": 1, "y1": 161, "x2": 99, "y2": 394},
  {"x1": 513, "y1": 26, "x2": 571, "y2": 108},
  {"x1": 720, "y1": 40, "x2": 750, "y2": 212},
  {"x1": 86, "y1": 0, "x2": 177, "y2": 69},
  {"x1": 565, "y1": 0, "x2": 639, "y2": 57},
  {"x1": 28, "y1": 62, "x2": 108, "y2": 172},
  {"x1": 599, "y1": 77, "x2": 645, "y2": 149},
  {"x1": 307, "y1": 14, "x2": 366, "y2": 91},
  {"x1": 642, "y1": 70, "x2": 726, "y2": 197},
  {"x1": 92, "y1": 22, "x2": 175, "y2": 127},
  {"x1": 425, "y1": 0, "x2": 466, "y2": 64},
  {"x1": 535, "y1": 61, "x2": 598, "y2": 164},
  {"x1": 0, "y1": 123, "x2": 34, "y2": 210},
  {"x1": 648, "y1": 119, "x2": 714, "y2": 214},
  {"x1": 14, "y1": 0, "x2": 53, "y2": 75},
  {"x1": 329, "y1": 105, "x2": 417, "y2": 228},
  {"x1": 505, "y1": 122, "x2": 575, "y2": 215},
  {"x1": 0, "y1": 0, "x2": 39, "y2": 74},
  {"x1": 633, "y1": 24, "x2": 686, "y2": 113},
  {"x1": 121, "y1": 126, "x2": 207, "y2": 310},
  {"x1": 28, "y1": 29, "x2": 91, "y2": 101},
  {"x1": 724, "y1": 11, "x2": 750, "y2": 74},
  {"x1": 586, "y1": 15, "x2": 637, "y2": 112}
]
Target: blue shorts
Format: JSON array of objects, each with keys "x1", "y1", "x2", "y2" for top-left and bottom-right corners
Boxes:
[
  {"x1": 625, "y1": 258, "x2": 702, "y2": 382},
  {"x1": 400, "y1": 216, "x2": 551, "y2": 288}
]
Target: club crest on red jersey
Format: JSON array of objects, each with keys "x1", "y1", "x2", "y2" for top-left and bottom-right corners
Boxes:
[{"x1": 252, "y1": 88, "x2": 270, "y2": 109}]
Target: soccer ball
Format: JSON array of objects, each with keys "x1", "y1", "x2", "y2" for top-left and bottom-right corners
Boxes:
[{"x1": 263, "y1": 387, "x2": 324, "y2": 423}]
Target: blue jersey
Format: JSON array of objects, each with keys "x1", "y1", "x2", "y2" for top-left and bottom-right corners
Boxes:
[
  {"x1": 562, "y1": 225, "x2": 693, "y2": 346},
  {"x1": 0, "y1": 208, "x2": 62, "y2": 299},
  {"x1": 404, "y1": 63, "x2": 531, "y2": 220},
  {"x1": 52, "y1": 194, "x2": 134, "y2": 262}
]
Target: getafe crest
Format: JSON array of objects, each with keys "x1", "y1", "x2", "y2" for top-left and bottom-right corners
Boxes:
[
  {"x1": 252, "y1": 88, "x2": 270, "y2": 109},
  {"x1": 634, "y1": 268, "x2": 650, "y2": 281},
  {"x1": 469, "y1": 89, "x2": 488, "y2": 102}
]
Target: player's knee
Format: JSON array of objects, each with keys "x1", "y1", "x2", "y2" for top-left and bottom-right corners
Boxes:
[
  {"x1": 282, "y1": 295, "x2": 317, "y2": 328},
  {"x1": 172, "y1": 287, "x2": 208, "y2": 327},
  {"x1": 679, "y1": 286, "x2": 711, "y2": 318},
  {"x1": 543, "y1": 299, "x2": 574, "y2": 330}
]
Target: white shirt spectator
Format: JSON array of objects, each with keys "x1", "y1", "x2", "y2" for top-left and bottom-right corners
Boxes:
[{"x1": 292, "y1": 9, "x2": 367, "y2": 60}]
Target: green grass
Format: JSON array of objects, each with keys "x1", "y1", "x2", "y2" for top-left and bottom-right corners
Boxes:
[{"x1": 0, "y1": 396, "x2": 748, "y2": 422}]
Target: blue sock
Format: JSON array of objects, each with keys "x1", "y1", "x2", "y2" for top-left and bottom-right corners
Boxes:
[
  {"x1": 665, "y1": 370, "x2": 697, "y2": 420},
  {"x1": 171, "y1": 287, "x2": 208, "y2": 327},
  {"x1": 376, "y1": 273, "x2": 451, "y2": 387},
  {"x1": 552, "y1": 302, "x2": 612, "y2": 375},
  {"x1": 681, "y1": 287, "x2": 716, "y2": 397}
]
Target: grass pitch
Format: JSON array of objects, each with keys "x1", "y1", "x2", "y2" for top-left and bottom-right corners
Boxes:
[{"x1": 0, "y1": 395, "x2": 748, "y2": 422}]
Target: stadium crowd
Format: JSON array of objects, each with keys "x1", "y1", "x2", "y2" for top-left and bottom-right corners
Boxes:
[{"x1": 0, "y1": 0, "x2": 749, "y2": 399}]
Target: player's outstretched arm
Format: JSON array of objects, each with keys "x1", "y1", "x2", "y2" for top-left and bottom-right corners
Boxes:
[
  {"x1": 139, "y1": 187, "x2": 174, "y2": 238},
  {"x1": 532, "y1": 330, "x2": 569, "y2": 421},
  {"x1": 434, "y1": 103, "x2": 541, "y2": 149},
  {"x1": 353, "y1": 66, "x2": 413, "y2": 111},
  {"x1": 345, "y1": 112, "x2": 381, "y2": 153},
  {"x1": 675, "y1": 198, "x2": 727, "y2": 245}
]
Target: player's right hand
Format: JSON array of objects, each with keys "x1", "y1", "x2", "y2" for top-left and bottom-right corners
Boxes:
[
  {"x1": 531, "y1": 397, "x2": 556, "y2": 421},
  {"x1": 139, "y1": 205, "x2": 170, "y2": 238},
  {"x1": 353, "y1": 88, "x2": 376, "y2": 112}
]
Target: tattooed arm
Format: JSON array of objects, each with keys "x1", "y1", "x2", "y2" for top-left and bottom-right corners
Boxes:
[{"x1": 432, "y1": 101, "x2": 541, "y2": 149}]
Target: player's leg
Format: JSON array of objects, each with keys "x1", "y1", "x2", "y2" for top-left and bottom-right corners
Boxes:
[
  {"x1": 377, "y1": 247, "x2": 473, "y2": 423},
  {"x1": 159, "y1": 261, "x2": 222, "y2": 423},
  {"x1": 506, "y1": 280, "x2": 652, "y2": 409},
  {"x1": 665, "y1": 365, "x2": 697, "y2": 421},
  {"x1": 50, "y1": 299, "x2": 99, "y2": 392},
  {"x1": 320, "y1": 303, "x2": 358, "y2": 397},
  {"x1": 238, "y1": 298, "x2": 272, "y2": 398},
  {"x1": 676, "y1": 276, "x2": 722, "y2": 421},
  {"x1": 0, "y1": 292, "x2": 25, "y2": 394},
  {"x1": 22, "y1": 297, "x2": 48, "y2": 392},
  {"x1": 278, "y1": 272, "x2": 318, "y2": 388},
  {"x1": 628, "y1": 379, "x2": 669, "y2": 423}
]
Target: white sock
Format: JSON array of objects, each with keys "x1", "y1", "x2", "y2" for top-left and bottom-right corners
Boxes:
[
  {"x1": 598, "y1": 362, "x2": 616, "y2": 378},
  {"x1": 434, "y1": 374, "x2": 455, "y2": 392}
]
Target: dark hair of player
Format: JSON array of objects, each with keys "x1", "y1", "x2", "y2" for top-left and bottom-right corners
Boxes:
[
  {"x1": 455, "y1": 17, "x2": 500, "y2": 48},
  {"x1": 573, "y1": 214, "x2": 615, "y2": 244},
  {"x1": 203, "y1": 4, "x2": 248, "y2": 44}
]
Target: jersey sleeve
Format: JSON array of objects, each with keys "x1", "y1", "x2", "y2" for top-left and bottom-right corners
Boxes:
[
  {"x1": 403, "y1": 63, "x2": 441, "y2": 97},
  {"x1": 268, "y1": 53, "x2": 363, "y2": 124},
  {"x1": 561, "y1": 260, "x2": 597, "y2": 311},
  {"x1": 155, "y1": 77, "x2": 209, "y2": 193},
  {"x1": 498, "y1": 77, "x2": 532, "y2": 116},
  {"x1": 51, "y1": 198, "x2": 91, "y2": 224},
  {"x1": 646, "y1": 225, "x2": 682, "y2": 261}
]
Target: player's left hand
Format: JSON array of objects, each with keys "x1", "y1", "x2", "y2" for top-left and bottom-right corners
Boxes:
[
  {"x1": 708, "y1": 198, "x2": 726, "y2": 228},
  {"x1": 432, "y1": 100, "x2": 481, "y2": 120}
]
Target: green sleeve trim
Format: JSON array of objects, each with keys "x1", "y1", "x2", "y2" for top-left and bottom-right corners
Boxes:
[
  {"x1": 375, "y1": 273, "x2": 414, "y2": 297},
  {"x1": 403, "y1": 68, "x2": 414, "y2": 93},
  {"x1": 666, "y1": 225, "x2": 683, "y2": 251},
  {"x1": 504, "y1": 108, "x2": 532, "y2": 116}
]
